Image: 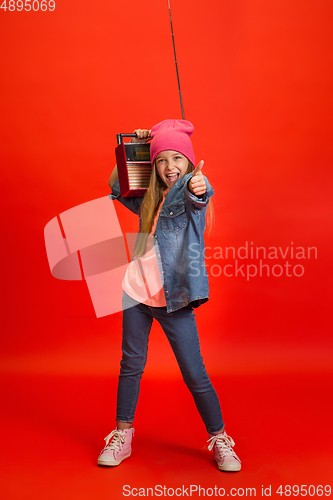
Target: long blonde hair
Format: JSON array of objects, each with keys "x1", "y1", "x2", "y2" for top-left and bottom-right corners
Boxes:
[{"x1": 134, "y1": 161, "x2": 214, "y2": 257}]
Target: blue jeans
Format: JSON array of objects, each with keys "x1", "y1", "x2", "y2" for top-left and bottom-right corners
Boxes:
[{"x1": 116, "y1": 292, "x2": 224, "y2": 434}]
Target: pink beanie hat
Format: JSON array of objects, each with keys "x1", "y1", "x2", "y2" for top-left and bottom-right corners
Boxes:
[{"x1": 150, "y1": 119, "x2": 195, "y2": 166}]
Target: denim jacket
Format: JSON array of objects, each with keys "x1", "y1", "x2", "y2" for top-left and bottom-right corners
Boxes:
[{"x1": 109, "y1": 173, "x2": 214, "y2": 313}]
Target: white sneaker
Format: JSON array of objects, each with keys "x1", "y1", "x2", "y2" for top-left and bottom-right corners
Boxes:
[
  {"x1": 208, "y1": 431, "x2": 241, "y2": 472},
  {"x1": 97, "y1": 428, "x2": 134, "y2": 466}
]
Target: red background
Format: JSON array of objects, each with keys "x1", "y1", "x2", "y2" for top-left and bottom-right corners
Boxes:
[{"x1": 1, "y1": 0, "x2": 332, "y2": 498}]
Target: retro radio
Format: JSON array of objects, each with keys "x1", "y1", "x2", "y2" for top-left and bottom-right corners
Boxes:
[
  {"x1": 115, "y1": 1, "x2": 185, "y2": 198},
  {"x1": 115, "y1": 133, "x2": 152, "y2": 197}
]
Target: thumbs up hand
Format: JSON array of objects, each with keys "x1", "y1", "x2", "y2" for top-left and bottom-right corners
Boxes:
[{"x1": 189, "y1": 160, "x2": 206, "y2": 196}]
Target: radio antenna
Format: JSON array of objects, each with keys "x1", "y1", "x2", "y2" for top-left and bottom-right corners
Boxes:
[{"x1": 168, "y1": 0, "x2": 185, "y2": 120}]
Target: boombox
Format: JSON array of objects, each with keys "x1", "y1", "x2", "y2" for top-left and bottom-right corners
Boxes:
[{"x1": 115, "y1": 133, "x2": 152, "y2": 197}]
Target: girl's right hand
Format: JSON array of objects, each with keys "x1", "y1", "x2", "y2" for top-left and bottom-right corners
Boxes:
[{"x1": 130, "y1": 129, "x2": 151, "y2": 143}]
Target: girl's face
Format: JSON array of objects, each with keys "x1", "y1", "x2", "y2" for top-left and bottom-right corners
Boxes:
[{"x1": 155, "y1": 150, "x2": 189, "y2": 188}]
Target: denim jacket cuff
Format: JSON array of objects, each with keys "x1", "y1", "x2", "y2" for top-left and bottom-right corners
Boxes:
[{"x1": 109, "y1": 179, "x2": 121, "y2": 201}]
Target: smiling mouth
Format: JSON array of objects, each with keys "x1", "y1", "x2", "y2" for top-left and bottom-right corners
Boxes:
[{"x1": 166, "y1": 172, "x2": 179, "y2": 183}]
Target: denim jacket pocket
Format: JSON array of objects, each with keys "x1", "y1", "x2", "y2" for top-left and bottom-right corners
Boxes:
[{"x1": 160, "y1": 203, "x2": 187, "y2": 233}]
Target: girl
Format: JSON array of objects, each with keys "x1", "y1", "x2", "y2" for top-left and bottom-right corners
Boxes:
[{"x1": 98, "y1": 119, "x2": 241, "y2": 472}]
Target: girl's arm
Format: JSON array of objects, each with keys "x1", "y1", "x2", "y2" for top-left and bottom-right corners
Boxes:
[
  {"x1": 109, "y1": 178, "x2": 143, "y2": 215},
  {"x1": 109, "y1": 165, "x2": 118, "y2": 189}
]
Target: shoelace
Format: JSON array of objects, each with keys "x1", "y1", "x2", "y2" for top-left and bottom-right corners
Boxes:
[
  {"x1": 102, "y1": 429, "x2": 125, "y2": 453},
  {"x1": 207, "y1": 432, "x2": 237, "y2": 458}
]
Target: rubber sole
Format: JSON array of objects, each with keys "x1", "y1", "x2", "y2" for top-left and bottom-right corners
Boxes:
[
  {"x1": 216, "y1": 459, "x2": 241, "y2": 472},
  {"x1": 97, "y1": 453, "x2": 131, "y2": 467}
]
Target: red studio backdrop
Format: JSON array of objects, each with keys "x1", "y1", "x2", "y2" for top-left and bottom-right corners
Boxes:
[{"x1": 1, "y1": 0, "x2": 332, "y2": 498}]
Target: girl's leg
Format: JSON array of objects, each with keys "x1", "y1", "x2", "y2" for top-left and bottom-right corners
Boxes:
[
  {"x1": 151, "y1": 305, "x2": 224, "y2": 434},
  {"x1": 116, "y1": 293, "x2": 153, "y2": 424},
  {"x1": 117, "y1": 421, "x2": 132, "y2": 430}
]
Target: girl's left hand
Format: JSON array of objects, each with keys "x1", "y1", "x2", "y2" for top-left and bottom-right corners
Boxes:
[{"x1": 189, "y1": 160, "x2": 206, "y2": 196}]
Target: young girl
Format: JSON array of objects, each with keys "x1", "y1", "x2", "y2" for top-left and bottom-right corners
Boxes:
[{"x1": 98, "y1": 119, "x2": 241, "y2": 472}]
